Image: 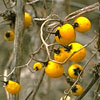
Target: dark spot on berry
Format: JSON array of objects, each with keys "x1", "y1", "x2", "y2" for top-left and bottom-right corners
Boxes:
[
  {"x1": 55, "y1": 30, "x2": 61, "y2": 39},
  {"x1": 73, "y1": 23, "x2": 79, "y2": 28},
  {"x1": 5, "y1": 32, "x2": 10, "y2": 38},
  {"x1": 74, "y1": 68, "x2": 81, "y2": 76},
  {"x1": 64, "y1": 45, "x2": 72, "y2": 52},
  {"x1": 35, "y1": 67, "x2": 39, "y2": 71},
  {"x1": 54, "y1": 48, "x2": 61, "y2": 54},
  {"x1": 72, "y1": 86, "x2": 78, "y2": 93}
]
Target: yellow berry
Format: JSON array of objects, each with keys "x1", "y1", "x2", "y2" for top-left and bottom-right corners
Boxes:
[
  {"x1": 55, "y1": 24, "x2": 76, "y2": 45},
  {"x1": 24, "y1": 12, "x2": 32, "y2": 28},
  {"x1": 71, "y1": 84, "x2": 83, "y2": 96},
  {"x1": 74, "y1": 16, "x2": 91, "y2": 33},
  {"x1": 45, "y1": 61, "x2": 64, "y2": 78},
  {"x1": 68, "y1": 64, "x2": 83, "y2": 79},
  {"x1": 6, "y1": 80, "x2": 21, "y2": 94},
  {"x1": 54, "y1": 48, "x2": 69, "y2": 62},
  {"x1": 4, "y1": 31, "x2": 14, "y2": 41},
  {"x1": 66, "y1": 42, "x2": 86, "y2": 62},
  {"x1": 33, "y1": 62, "x2": 42, "y2": 71}
]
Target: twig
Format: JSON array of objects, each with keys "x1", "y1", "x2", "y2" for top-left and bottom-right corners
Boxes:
[
  {"x1": 0, "y1": 21, "x2": 11, "y2": 27},
  {"x1": 64, "y1": 2, "x2": 100, "y2": 22},
  {"x1": 70, "y1": 1, "x2": 100, "y2": 14},
  {"x1": 40, "y1": 18, "x2": 60, "y2": 60},
  {"x1": 26, "y1": 0, "x2": 39, "y2": 5},
  {"x1": 32, "y1": 69, "x2": 45, "y2": 99},
  {"x1": 4, "y1": 87, "x2": 10, "y2": 100},
  {"x1": 33, "y1": 13, "x2": 60, "y2": 22},
  {"x1": 25, "y1": 90, "x2": 33, "y2": 100},
  {"x1": 93, "y1": 1, "x2": 100, "y2": 100},
  {"x1": 3, "y1": 0, "x2": 8, "y2": 9},
  {"x1": 25, "y1": 69, "x2": 45, "y2": 100},
  {"x1": 97, "y1": 1, "x2": 100, "y2": 52},
  {"x1": 76, "y1": 74, "x2": 99, "y2": 100},
  {"x1": 43, "y1": 0, "x2": 47, "y2": 12},
  {"x1": 30, "y1": 33, "x2": 51, "y2": 56},
  {"x1": 93, "y1": 81, "x2": 100, "y2": 100},
  {"x1": 3, "y1": 0, "x2": 16, "y2": 9}
]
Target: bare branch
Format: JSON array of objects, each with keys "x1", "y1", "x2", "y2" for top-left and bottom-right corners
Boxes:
[
  {"x1": 25, "y1": 69, "x2": 45, "y2": 100},
  {"x1": 64, "y1": 2, "x2": 100, "y2": 22},
  {"x1": 76, "y1": 73, "x2": 99, "y2": 100},
  {"x1": 26, "y1": 0, "x2": 39, "y2": 5},
  {"x1": 93, "y1": 82, "x2": 100, "y2": 100}
]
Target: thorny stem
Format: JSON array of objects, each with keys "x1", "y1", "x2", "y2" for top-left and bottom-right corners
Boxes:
[{"x1": 64, "y1": 51, "x2": 97, "y2": 95}]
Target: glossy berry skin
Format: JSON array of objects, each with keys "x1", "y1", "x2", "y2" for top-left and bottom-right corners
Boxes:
[
  {"x1": 67, "y1": 42, "x2": 86, "y2": 62},
  {"x1": 45, "y1": 61, "x2": 64, "y2": 78},
  {"x1": 4, "y1": 31, "x2": 14, "y2": 41},
  {"x1": 74, "y1": 16, "x2": 91, "y2": 33},
  {"x1": 6, "y1": 80, "x2": 21, "y2": 94},
  {"x1": 9, "y1": 12, "x2": 32, "y2": 29},
  {"x1": 24, "y1": 12, "x2": 32, "y2": 28},
  {"x1": 33, "y1": 62, "x2": 42, "y2": 71},
  {"x1": 55, "y1": 24, "x2": 76, "y2": 45},
  {"x1": 68, "y1": 64, "x2": 83, "y2": 79},
  {"x1": 71, "y1": 84, "x2": 83, "y2": 96},
  {"x1": 54, "y1": 48, "x2": 69, "y2": 62}
]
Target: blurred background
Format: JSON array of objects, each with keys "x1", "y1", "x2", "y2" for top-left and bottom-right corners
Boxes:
[{"x1": 0, "y1": 0, "x2": 100, "y2": 100}]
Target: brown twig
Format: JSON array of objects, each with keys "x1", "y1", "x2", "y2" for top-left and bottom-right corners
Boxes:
[
  {"x1": 93, "y1": 81, "x2": 100, "y2": 100},
  {"x1": 64, "y1": 2, "x2": 100, "y2": 22},
  {"x1": 26, "y1": 0, "x2": 39, "y2": 5},
  {"x1": 32, "y1": 69, "x2": 45, "y2": 99},
  {"x1": 76, "y1": 73, "x2": 99, "y2": 100},
  {"x1": 97, "y1": 1, "x2": 100, "y2": 52},
  {"x1": 25, "y1": 69, "x2": 45, "y2": 100},
  {"x1": 0, "y1": 21, "x2": 11, "y2": 27}
]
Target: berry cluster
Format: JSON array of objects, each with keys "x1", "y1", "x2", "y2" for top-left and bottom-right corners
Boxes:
[{"x1": 32, "y1": 16, "x2": 91, "y2": 96}]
